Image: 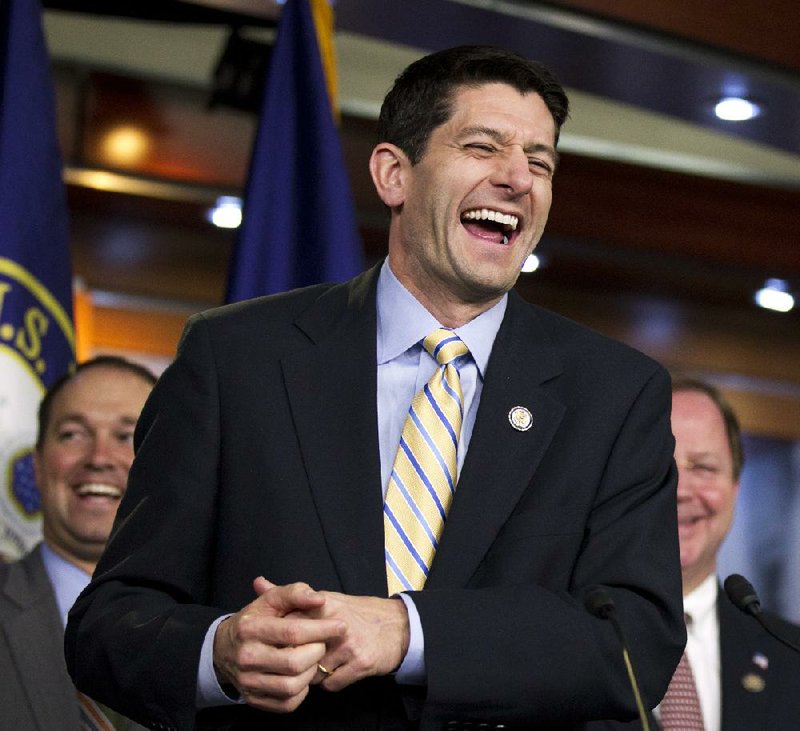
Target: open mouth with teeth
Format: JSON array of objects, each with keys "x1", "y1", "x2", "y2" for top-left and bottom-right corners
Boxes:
[
  {"x1": 461, "y1": 208, "x2": 519, "y2": 245},
  {"x1": 74, "y1": 483, "x2": 123, "y2": 500}
]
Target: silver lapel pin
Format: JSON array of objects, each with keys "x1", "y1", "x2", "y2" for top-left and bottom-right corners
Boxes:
[{"x1": 508, "y1": 406, "x2": 533, "y2": 432}]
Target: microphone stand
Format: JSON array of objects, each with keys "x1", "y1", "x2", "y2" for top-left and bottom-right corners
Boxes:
[{"x1": 585, "y1": 589, "x2": 653, "y2": 731}]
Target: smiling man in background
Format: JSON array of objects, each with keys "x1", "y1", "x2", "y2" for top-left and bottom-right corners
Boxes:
[
  {"x1": 0, "y1": 356, "x2": 155, "y2": 730},
  {"x1": 598, "y1": 377, "x2": 800, "y2": 730}
]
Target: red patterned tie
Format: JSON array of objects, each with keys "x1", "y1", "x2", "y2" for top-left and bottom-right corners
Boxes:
[
  {"x1": 78, "y1": 691, "x2": 130, "y2": 730},
  {"x1": 660, "y1": 652, "x2": 705, "y2": 730}
]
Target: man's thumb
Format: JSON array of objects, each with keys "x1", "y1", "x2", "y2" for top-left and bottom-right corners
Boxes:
[{"x1": 253, "y1": 576, "x2": 275, "y2": 595}]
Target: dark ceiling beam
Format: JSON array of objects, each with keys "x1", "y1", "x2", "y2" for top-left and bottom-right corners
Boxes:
[{"x1": 334, "y1": 0, "x2": 800, "y2": 157}]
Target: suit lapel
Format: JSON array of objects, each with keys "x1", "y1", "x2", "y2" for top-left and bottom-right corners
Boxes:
[
  {"x1": 427, "y1": 293, "x2": 566, "y2": 588},
  {"x1": 282, "y1": 279, "x2": 569, "y2": 596},
  {"x1": 282, "y1": 267, "x2": 387, "y2": 597},
  {"x1": 718, "y1": 591, "x2": 771, "y2": 730},
  {"x1": 1, "y1": 547, "x2": 81, "y2": 730}
]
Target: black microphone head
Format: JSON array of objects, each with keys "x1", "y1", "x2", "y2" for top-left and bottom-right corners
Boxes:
[
  {"x1": 585, "y1": 588, "x2": 616, "y2": 619},
  {"x1": 724, "y1": 574, "x2": 762, "y2": 615}
]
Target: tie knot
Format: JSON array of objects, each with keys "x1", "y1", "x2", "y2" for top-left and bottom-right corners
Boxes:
[{"x1": 423, "y1": 328, "x2": 469, "y2": 366}]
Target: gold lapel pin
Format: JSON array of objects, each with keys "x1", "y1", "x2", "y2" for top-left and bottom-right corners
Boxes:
[{"x1": 741, "y1": 673, "x2": 766, "y2": 693}]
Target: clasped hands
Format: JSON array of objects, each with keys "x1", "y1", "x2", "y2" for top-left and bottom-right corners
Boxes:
[{"x1": 212, "y1": 576, "x2": 411, "y2": 713}]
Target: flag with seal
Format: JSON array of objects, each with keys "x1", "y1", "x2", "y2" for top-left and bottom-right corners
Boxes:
[{"x1": 0, "y1": 0, "x2": 75, "y2": 560}]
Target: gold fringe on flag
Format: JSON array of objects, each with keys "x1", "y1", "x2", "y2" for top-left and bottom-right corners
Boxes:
[
  {"x1": 309, "y1": 0, "x2": 339, "y2": 121},
  {"x1": 73, "y1": 278, "x2": 94, "y2": 363}
]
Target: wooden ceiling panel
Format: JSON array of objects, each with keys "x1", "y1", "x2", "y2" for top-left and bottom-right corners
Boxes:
[
  {"x1": 80, "y1": 72, "x2": 254, "y2": 186},
  {"x1": 549, "y1": 153, "x2": 800, "y2": 276}
]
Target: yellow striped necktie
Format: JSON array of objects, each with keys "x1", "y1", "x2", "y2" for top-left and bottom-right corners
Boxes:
[{"x1": 384, "y1": 328, "x2": 469, "y2": 594}]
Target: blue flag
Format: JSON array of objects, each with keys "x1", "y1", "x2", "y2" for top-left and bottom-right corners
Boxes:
[
  {"x1": 0, "y1": 0, "x2": 75, "y2": 560},
  {"x1": 225, "y1": 0, "x2": 363, "y2": 302}
]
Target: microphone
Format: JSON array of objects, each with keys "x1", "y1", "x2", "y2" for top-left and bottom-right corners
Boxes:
[
  {"x1": 724, "y1": 574, "x2": 800, "y2": 654},
  {"x1": 585, "y1": 588, "x2": 653, "y2": 731},
  {"x1": 723, "y1": 573, "x2": 761, "y2": 615}
]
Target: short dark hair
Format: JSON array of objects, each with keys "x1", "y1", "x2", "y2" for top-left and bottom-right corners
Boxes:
[
  {"x1": 671, "y1": 376, "x2": 744, "y2": 480},
  {"x1": 378, "y1": 45, "x2": 570, "y2": 165},
  {"x1": 36, "y1": 355, "x2": 157, "y2": 449}
]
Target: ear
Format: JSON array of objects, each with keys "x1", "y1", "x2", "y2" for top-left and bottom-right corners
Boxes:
[{"x1": 369, "y1": 142, "x2": 408, "y2": 208}]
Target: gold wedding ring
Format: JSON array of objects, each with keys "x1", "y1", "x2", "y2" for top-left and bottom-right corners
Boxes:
[{"x1": 317, "y1": 663, "x2": 334, "y2": 676}]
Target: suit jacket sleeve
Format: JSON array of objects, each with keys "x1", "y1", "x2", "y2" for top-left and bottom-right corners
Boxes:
[
  {"x1": 66, "y1": 275, "x2": 385, "y2": 731},
  {"x1": 65, "y1": 311, "x2": 230, "y2": 730}
]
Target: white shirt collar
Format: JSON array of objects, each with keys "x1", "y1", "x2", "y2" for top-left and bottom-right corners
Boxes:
[{"x1": 683, "y1": 572, "x2": 719, "y2": 630}]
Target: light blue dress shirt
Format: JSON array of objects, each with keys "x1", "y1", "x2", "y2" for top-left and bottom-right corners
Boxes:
[
  {"x1": 197, "y1": 260, "x2": 507, "y2": 703},
  {"x1": 377, "y1": 261, "x2": 506, "y2": 683},
  {"x1": 41, "y1": 541, "x2": 92, "y2": 627}
]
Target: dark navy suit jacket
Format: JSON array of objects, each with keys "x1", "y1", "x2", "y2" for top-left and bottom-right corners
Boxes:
[{"x1": 65, "y1": 263, "x2": 684, "y2": 730}]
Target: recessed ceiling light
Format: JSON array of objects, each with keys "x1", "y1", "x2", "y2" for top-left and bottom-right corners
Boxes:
[
  {"x1": 714, "y1": 96, "x2": 761, "y2": 122},
  {"x1": 102, "y1": 125, "x2": 150, "y2": 165},
  {"x1": 206, "y1": 196, "x2": 243, "y2": 229},
  {"x1": 521, "y1": 253, "x2": 541, "y2": 273},
  {"x1": 754, "y1": 278, "x2": 794, "y2": 313}
]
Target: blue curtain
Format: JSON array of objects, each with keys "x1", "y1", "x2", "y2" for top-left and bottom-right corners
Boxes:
[{"x1": 718, "y1": 434, "x2": 800, "y2": 623}]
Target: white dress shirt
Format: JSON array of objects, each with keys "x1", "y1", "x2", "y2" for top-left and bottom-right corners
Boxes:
[
  {"x1": 654, "y1": 573, "x2": 720, "y2": 731},
  {"x1": 683, "y1": 574, "x2": 722, "y2": 731}
]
